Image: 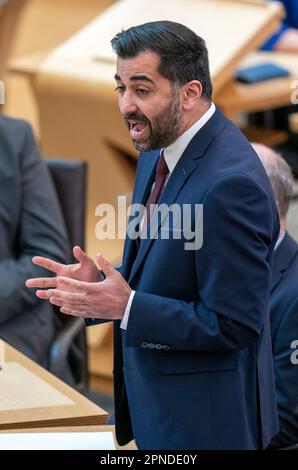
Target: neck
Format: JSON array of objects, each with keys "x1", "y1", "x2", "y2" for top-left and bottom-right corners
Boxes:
[
  {"x1": 279, "y1": 217, "x2": 287, "y2": 237},
  {"x1": 279, "y1": 218, "x2": 286, "y2": 238},
  {"x1": 180, "y1": 99, "x2": 211, "y2": 135}
]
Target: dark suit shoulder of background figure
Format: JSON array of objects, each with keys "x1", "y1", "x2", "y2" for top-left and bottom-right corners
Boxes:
[
  {"x1": 270, "y1": 232, "x2": 298, "y2": 448},
  {"x1": 0, "y1": 114, "x2": 71, "y2": 367}
]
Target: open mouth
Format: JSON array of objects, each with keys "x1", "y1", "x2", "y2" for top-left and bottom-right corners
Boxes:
[{"x1": 128, "y1": 121, "x2": 148, "y2": 140}]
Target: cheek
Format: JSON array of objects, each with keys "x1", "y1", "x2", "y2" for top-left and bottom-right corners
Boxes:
[
  {"x1": 137, "y1": 95, "x2": 172, "y2": 122},
  {"x1": 119, "y1": 96, "x2": 127, "y2": 115},
  {"x1": 142, "y1": 104, "x2": 163, "y2": 123}
]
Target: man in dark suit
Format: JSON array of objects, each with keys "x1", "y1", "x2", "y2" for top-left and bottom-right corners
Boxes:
[
  {"x1": 253, "y1": 143, "x2": 298, "y2": 448},
  {"x1": 27, "y1": 21, "x2": 279, "y2": 449},
  {"x1": 0, "y1": 115, "x2": 70, "y2": 366}
]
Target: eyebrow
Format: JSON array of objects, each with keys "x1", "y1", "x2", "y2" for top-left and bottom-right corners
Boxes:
[{"x1": 114, "y1": 73, "x2": 155, "y2": 85}]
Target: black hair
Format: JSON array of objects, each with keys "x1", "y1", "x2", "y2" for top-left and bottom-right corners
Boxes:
[{"x1": 111, "y1": 20, "x2": 212, "y2": 100}]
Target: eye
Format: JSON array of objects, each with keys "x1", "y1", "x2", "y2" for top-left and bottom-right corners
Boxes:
[
  {"x1": 115, "y1": 85, "x2": 125, "y2": 94},
  {"x1": 136, "y1": 88, "x2": 149, "y2": 96}
]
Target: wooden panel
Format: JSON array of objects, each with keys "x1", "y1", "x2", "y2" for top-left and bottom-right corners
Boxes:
[
  {"x1": 0, "y1": 0, "x2": 26, "y2": 80},
  {"x1": 0, "y1": 342, "x2": 108, "y2": 430},
  {"x1": 215, "y1": 51, "x2": 298, "y2": 117},
  {"x1": 41, "y1": 0, "x2": 284, "y2": 94},
  {"x1": 9, "y1": 0, "x2": 115, "y2": 59}
]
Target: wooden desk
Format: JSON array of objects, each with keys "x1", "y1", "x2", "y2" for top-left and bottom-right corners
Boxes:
[
  {"x1": 0, "y1": 342, "x2": 108, "y2": 430},
  {"x1": 215, "y1": 51, "x2": 298, "y2": 119},
  {"x1": 36, "y1": 0, "x2": 283, "y2": 94},
  {"x1": 10, "y1": 49, "x2": 297, "y2": 131}
]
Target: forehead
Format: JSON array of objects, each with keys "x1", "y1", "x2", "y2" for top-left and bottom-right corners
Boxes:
[{"x1": 116, "y1": 50, "x2": 162, "y2": 81}]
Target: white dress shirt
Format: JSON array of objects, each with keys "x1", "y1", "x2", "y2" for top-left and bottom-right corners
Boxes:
[
  {"x1": 274, "y1": 231, "x2": 285, "y2": 251},
  {"x1": 121, "y1": 102, "x2": 216, "y2": 329}
]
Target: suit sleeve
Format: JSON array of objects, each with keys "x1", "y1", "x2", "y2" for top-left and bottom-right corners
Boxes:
[
  {"x1": 124, "y1": 174, "x2": 277, "y2": 352},
  {"x1": 0, "y1": 122, "x2": 71, "y2": 323}
]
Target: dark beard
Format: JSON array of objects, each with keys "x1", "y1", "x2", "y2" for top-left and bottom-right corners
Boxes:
[{"x1": 126, "y1": 89, "x2": 182, "y2": 152}]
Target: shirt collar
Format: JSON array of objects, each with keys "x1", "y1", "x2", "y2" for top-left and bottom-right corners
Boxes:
[
  {"x1": 163, "y1": 102, "x2": 216, "y2": 174},
  {"x1": 274, "y1": 231, "x2": 286, "y2": 251}
]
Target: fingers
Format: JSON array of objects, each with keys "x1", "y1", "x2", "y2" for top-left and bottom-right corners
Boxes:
[
  {"x1": 60, "y1": 307, "x2": 88, "y2": 317},
  {"x1": 50, "y1": 297, "x2": 85, "y2": 309},
  {"x1": 73, "y1": 246, "x2": 91, "y2": 264},
  {"x1": 49, "y1": 288, "x2": 90, "y2": 317},
  {"x1": 32, "y1": 276, "x2": 96, "y2": 301},
  {"x1": 26, "y1": 277, "x2": 57, "y2": 289},
  {"x1": 96, "y1": 253, "x2": 116, "y2": 278},
  {"x1": 36, "y1": 289, "x2": 52, "y2": 300},
  {"x1": 36, "y1": 285, "x2": 86, "y2": 302},
  {"x1": 48, "y1": 289, "x2": 85, "y2": 303},
  {"x1": 51, "y1": 296, "x2": 85, "y2": 307},
  {"x1": 32, "y1": 256, "x2": 63, "y2": 274},
  {"x1": 56, "y1": 276, "x2": 91, "y2": 292}
]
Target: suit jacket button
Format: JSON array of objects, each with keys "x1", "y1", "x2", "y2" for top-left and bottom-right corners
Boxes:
[
  {"x1": 148, "y1": 343, "x2": 155, "y2": 349},
  {"x1": 156, "y1": 344, "x2": 162, "y2": 350},
  {"x1": 163, "y1": 345, "x2": 170, "y2": 350},
  {"x1": 141, "y1": 341, "x2": 148, "y2": 348}
]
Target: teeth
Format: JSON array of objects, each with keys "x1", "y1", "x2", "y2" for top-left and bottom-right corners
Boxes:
[{"x1": 129, "y1": 121, "x2": 146, "y2": 134}]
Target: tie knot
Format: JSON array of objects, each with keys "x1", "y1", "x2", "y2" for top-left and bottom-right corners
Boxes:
[{"x1": 156, "y1": 151, "x2": 169, "y2": 176}]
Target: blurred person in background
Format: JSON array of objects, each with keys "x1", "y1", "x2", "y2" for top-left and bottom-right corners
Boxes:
[
  {"x1": 0, "y1": 115, "x2": 70, "y2": 366},
  {"x1": 253, "y1": 143, "x2": 298, "y2": 448},
  {"x1": 262, "y1": 0, "x2": 298, "y2": 52}
]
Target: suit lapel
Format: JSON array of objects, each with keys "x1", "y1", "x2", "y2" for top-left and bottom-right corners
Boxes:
[
  {"x1": 271, "y1": 232, "x2": 298, "y2": 292},
  {"x1": 121, "y1": 151, "x2": 159, "y2": 280},
  {"x1": 129, "y1": 153, "x2": 197, "y2": 284},
  {"x1": 133, "y1": 152, "x2": 160, "y2": 207},
  {"x1": 127, "y1": 107, "x2": 228, "y2": 285}
]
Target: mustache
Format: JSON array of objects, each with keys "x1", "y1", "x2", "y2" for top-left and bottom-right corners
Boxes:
[{"x1": 124, "y1": 113, "x2": 149, "y2": 124}]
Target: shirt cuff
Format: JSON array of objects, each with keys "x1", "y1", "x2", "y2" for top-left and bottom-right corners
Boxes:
[{"x1": 120, "y1": 290, "x2": 136, "y2": 330}]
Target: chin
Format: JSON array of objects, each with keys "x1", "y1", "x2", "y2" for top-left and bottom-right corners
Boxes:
[{"x1": 132, "y1": 140, "x2": 150, "y2": 152}]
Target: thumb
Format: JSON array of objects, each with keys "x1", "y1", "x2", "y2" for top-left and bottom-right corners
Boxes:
[
  {"x1": 96, "y1": 253, "x2": 116, "y2": 278},
  {"x1": 73, "y1": 246, "x2": 91, "y2": 264}
]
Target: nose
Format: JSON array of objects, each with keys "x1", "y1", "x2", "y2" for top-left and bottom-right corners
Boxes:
[{"x1": 119, "y1": 91, "x2": 138, "y2": 115}]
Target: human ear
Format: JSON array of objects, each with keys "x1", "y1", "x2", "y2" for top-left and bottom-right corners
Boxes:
[{"x1": 181, "y1": 81, "x2": 203, "y2": 111}]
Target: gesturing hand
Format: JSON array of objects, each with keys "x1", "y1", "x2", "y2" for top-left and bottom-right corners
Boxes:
[
  {"x1": 26, "y1": 250, "x2": 131, "y2": 320},
  {"x1": 26, "y1": 245, "x2": 100, "y2": 295}
]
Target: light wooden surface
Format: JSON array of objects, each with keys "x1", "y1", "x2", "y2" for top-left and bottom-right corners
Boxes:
[
  {"x1": 4, "y1": 0, "x2": 115, "y2": 135},
  {"x1": 0, "y1": 0, "x2": 26, "y2": 80},
  {"x1": 88, "y1": 325, "x2": 114, "y2": 394},
  {"x1": 40, "y1": 0, "x2": 283, "y2": 94},
  {"x1": 8, "y1": 0, "x2": 114, "y2": 61},
  {"x1": 0, "y1": 342, "x2": 108, "y2": 430},
  {"x1": 215, "y1": 51, "x2": 298, "y2": 119},
  {"x1": 88, "y1": 324, "x2": 113, "y2": 380},
  {"x1": 241, "y1": 127, "x2": 289, "y2": 147}
]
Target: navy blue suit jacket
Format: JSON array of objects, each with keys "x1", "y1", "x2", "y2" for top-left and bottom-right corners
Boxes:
[
  {"x1": 90, "y1": 108, "x2": 280, "y2": 449},
  {"x1": 269, "y1": 232, "x2": 298, "y2": 448}
]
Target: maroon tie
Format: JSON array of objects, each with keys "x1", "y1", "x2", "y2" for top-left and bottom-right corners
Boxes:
[{"x1": 145, "y1": 151, "x2": 169, "y2": 227}]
